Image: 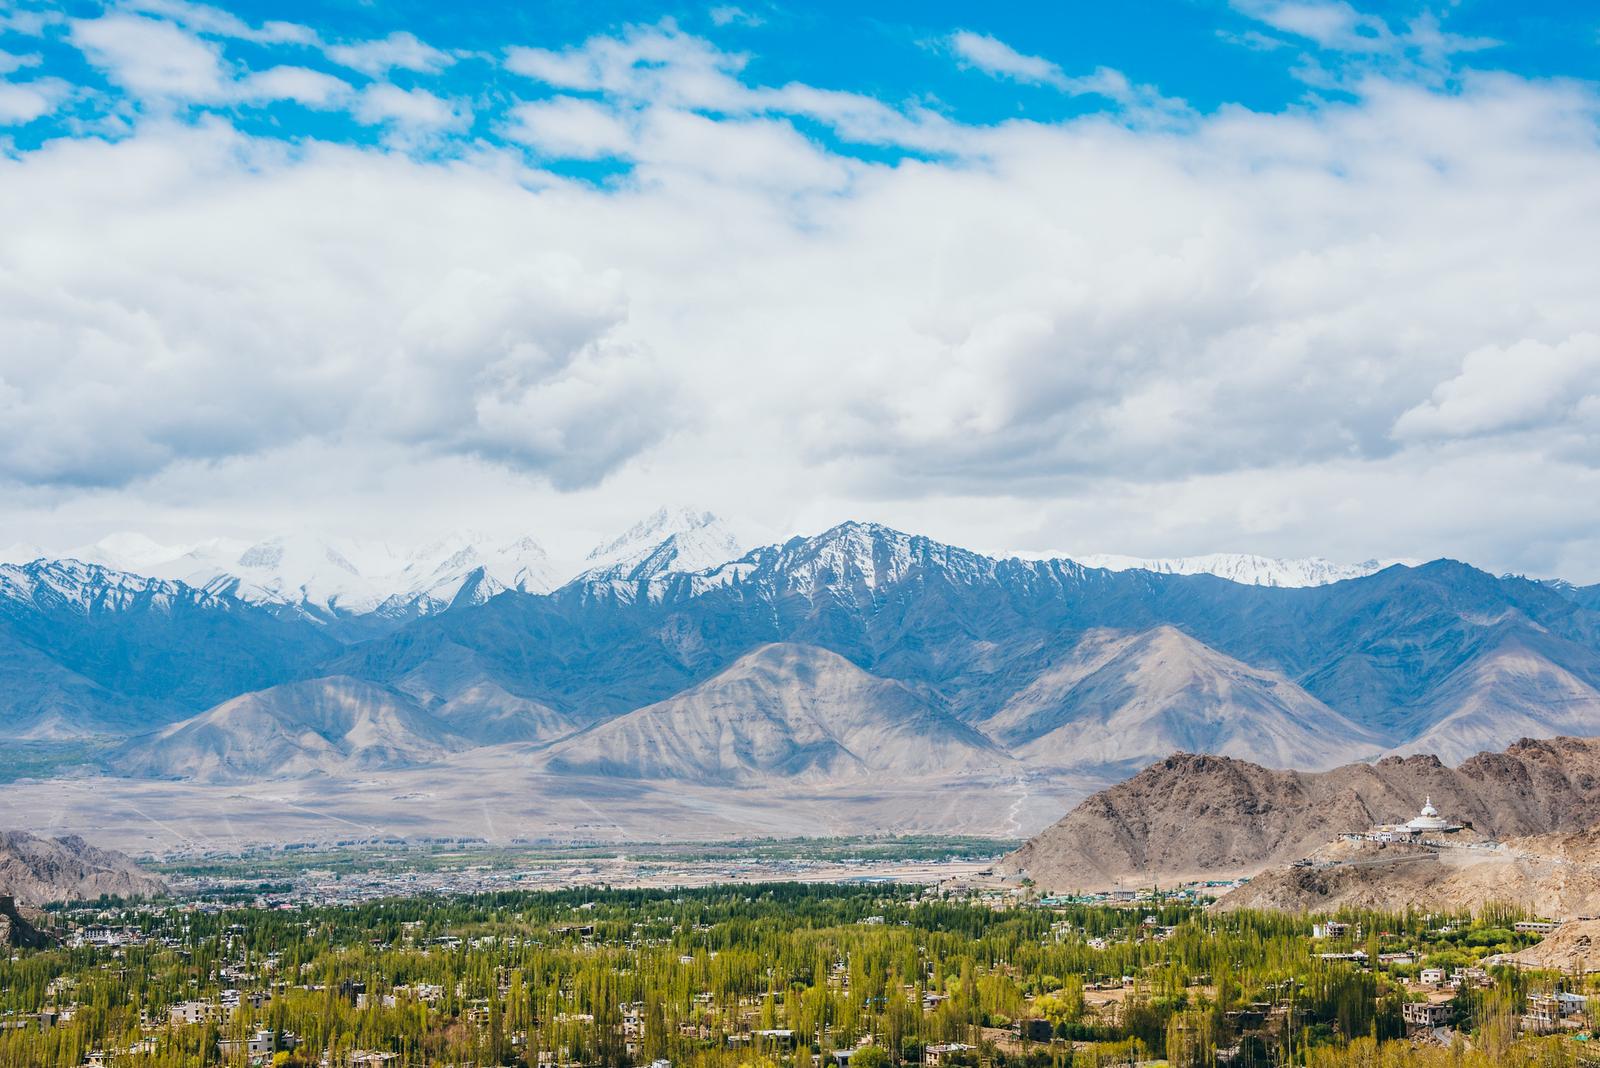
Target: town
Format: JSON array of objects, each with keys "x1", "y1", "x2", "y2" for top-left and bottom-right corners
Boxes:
[{"x1": 2, "y1": 874, "x2": 1596, "y2": 1068}]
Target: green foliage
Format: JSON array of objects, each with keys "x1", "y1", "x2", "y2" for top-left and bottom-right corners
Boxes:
[{"x1": 0, "y1": 886, "x2": 1586, "y2": 1068}]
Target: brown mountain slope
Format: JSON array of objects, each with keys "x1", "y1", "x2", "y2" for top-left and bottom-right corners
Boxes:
[
  {"x1": 0, "y1": 831, "x2": 168, "y2": 906},
  {"x1": 1213, "y1": 829, "x2": 1600, "y2": 916},
  {"x1": 113, "y1": 676, "x2": 467, "y2": 782},
  {"x1": 1395, "y1": 631, "x2": 1600, "y2": 763},
  {"x1": 543, "y1": 643, "x2": 1010, "y2": 784},
  {"x1": 1484, "y1": 918, "x2": 1600, "y2": 971},
  {"x1": 999, "y1": 736, "x2": 1600, "y2": 891},
  {"x1": 984, "y1": 626, "x2": 1384, "y2": 772},
  {"x1": 0, "y1": 896, "x2": 50, "y2": 947}
]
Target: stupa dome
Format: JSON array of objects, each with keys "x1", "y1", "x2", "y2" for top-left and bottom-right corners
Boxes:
[{"x1": 1405, "y1": 796, "x2": 1457, "y2": 832}]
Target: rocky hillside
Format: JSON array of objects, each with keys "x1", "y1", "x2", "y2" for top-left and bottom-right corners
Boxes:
[
  {"x1": 982, "y1": 626, "x2": 1383, "y2": 772},
  {"x1": 1213, "y1": 829, "x2": 1600, "y2": 916},
  {"x1": 999, "y1": 736, "x2": 1600, "y2": 891},
  {"x1": 0, "y1": 831, "x2": 168, "y2": 905},
  {"x1": 1485, "y1": 918, "x2": 1600, "y2": 971},
  {"x1": 0, "y1": 895, "x2": 50, "y2": 948},
  {"x1": 113, "y1": 676, "x2": 473, "y2": 783},
  {"x1": 544, "y1": 643, "x2": 1008, "y2": 784}
]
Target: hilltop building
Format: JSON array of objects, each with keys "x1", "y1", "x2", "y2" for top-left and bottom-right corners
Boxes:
[
  {"x1": 1343, "y1": 797, "x2": 1470, "y2": 845},
  {"x1": 1405, "y1": 798, "x2": 1462, "y2": 834}
]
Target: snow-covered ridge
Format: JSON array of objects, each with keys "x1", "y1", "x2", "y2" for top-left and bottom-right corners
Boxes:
[
  {"x1": 581, "y1": 507, "x2": 745, "y2": 581},
  {"x1": 3, "y1": 514, "x2": 1405, "y2": 623},
  {"x1": 1071, "y1": 552, "x2": 1387, "y2": 588},
  {"x1": 0, "y1": 558, "x2": 227, "y2": 614},
  {"x1": 7, "y1": 510, "x2": 748, "y2": 623}
]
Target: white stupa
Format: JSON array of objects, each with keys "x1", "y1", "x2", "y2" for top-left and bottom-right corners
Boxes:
[{"x1": 1405, "y1": 797, "x2": 1460, "y2": 833}]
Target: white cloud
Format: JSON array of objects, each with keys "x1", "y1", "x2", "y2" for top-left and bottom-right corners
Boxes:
[
  {"x1": 123, "y1": 0, "x2": 318, "y2": 46},
  {"x1": 709, "y1": 6, "x2": 762, "y2": 28},
  {"x1": 0, "y1": 50, "x2": 40, "y2": 76},
  {"x1": 1229, "y1": 1, "x2": 1498, "y2": 84},
  {"x1": 66, "y1": 13, "x2": 353, "y2": 111},
  {"x1": 0, "y1": 7, "x2": 63, "y2": 37},
  {"x1": 326, "y1": 31, "x2": 453, "y2": 76},
  {"x1": 1394, "y1": 335, "x2": 1600, "y2": 441},
  {"x1": 503, "y1": 97, "x2": 635, "y2": 159},
  {"x1": 945, "y1": 31, "x2": 1188, "y2": 123},
  {"x1": 947, "y1": 30, "x2": 1067, "y2": 88},
  {"x1": 353, "y1": 83, "x2": 470, "y2": 134},
  {"x1": 69, "y1": 13, "x2": 229, "y2": 102},
  {"x1": 9, "y1": 16, "x2": 1600, "y2": 578},
  {"x1": 1235, "y1": 0, "x2": 1391, "y2": 51},
  {"x1": 506, "y1": 23, "x2": 749, "y2": 110},
  {"x1": 0, "y1": 76, "x2": 66, "y2": 123},
  {"x1": 0, "y1": 126, "x2": 664, "y2": 489},
  {"x1": 237, "y1": 66, "x2": 351, "y2": 108},
  {"x1": 506, "y1": 23, "x2": 963, "y2": 151}
]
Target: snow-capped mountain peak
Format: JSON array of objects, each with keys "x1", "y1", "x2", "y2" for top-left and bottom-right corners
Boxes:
[
  {"x1": 0, "y1": 557, "x2": 221, "y2": 615},
  {"x1": 73, "y1": 531, "x2": 186, "y2": 571},
  {"x1": 583, "y1": 507, "x2": 745, "y2": 580},
  {"x1": 587, "y1": 507, "x2": 720, "y2": 560},
  {"x1": 1071, "y1": 552, "x2": 1385, "y2": 588}
]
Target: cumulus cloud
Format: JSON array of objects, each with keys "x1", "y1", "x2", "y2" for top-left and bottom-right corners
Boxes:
[
  {"x1": 1394, "y1": 335, "x2": 1600, "y2": 441},
  {"x1": 944, "y1": 31, "x2": 1188, "y2": 123},
  {"x1": 353, "y1": 83, "x2": 470, "y2": 139},
  {"x1": 237, "y1": 66, "x2": 351, "y2": 108},
  {"x1": 1229, "y1": 0, "x2": 1498, "y2": 84},
  {"x1": 69, "y1": 13, "x2": 230, "y2": 101},
  {"x1": 947, "y1": 30, "x2": 1068, "y2": 88},
  {"x1": 326, "y1": 31, "x2": 453, "y2": 76},
  {"x1": 122, "y1": 0, "x2": 317, "y2": 46},
  {"x1": 503, "y1": 97, "x2": 635, "y2": 159},
  {"x1": 0, "y1": 76, "x2": 66, "y2": 123},
  {"x1": 0, "y1": 6, "x2": 63, "y2": 37},
  {"x1": 708, "y1": 6, "x2": 762, "y2": 29},
  {"x1": 0, "y1": 126, "x2": 667, "y2": 488},
  {"x1": 8, "y1": 10, "x2": 1600, "y2": 577},
  {"x1": 506, "y1": 22, "x2": 748, "y2": 109},
  {"x1": 66, "y1": 14, "x2": 356, "y2": 111},
  {"x1": 0, "y1": 50, "x2": 39, "y2": 76},
  {"x1": 506, "y1": 22, "x2": 962, "y2": 151}
]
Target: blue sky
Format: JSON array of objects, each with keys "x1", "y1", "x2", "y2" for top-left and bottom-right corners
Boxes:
[
  {"x1": 2, "y1": 0, "x2": 1600, "y2": 578},
  {"x1": 8, "y1": 0, "x2": 1596, "y2": 156}
]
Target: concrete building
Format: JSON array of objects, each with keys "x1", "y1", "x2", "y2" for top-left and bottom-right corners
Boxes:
[{"x1": 1403, "y1": 1002, "x2": 1452, "y2": 1030}]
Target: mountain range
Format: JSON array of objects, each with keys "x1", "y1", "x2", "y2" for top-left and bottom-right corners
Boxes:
[
  {"x1": 1000, "y1": 736, "x2": 1600, "y2": 891},
  {"x1": 5, "y1": 514, "x2": 1600, "y2": 807}
]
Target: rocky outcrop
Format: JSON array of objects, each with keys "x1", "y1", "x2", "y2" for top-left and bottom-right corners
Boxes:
[
  {"x1": 1485, "y1": 918, "x2": 1600, "y2": 971},
  {"x1": 0, "y1": 895, "x2": 50, "y2": 947},
  {"x1": 1000, "y1": 736, "x2": 1600, "y2": 891},
  {"x1": 1213, "y1": 830, "x2": 1600, "y2": 916},
  {"x1": 0, "y1": 831, "x2": 168, "y2": 906}
]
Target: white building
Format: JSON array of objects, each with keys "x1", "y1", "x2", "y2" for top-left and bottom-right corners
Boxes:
[{"x1": 1405, "y1": 798, "x2": 1462, "y2": 834}]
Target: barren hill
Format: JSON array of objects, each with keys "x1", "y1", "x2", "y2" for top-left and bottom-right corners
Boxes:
[
  {"x1": 1484, "y1": 918, "x2": 1600, "y2": 972},
  {"x1": 1000, "y1": 736, "x2": 1600, "y2": 891},
  {"x1": 543, "y1": 643, "x2": 1010, "y2": 784},
  {"x1": 1213, "y1": 829, "x2": 1600, "y2": 916},
  {"x1": 983, "y1": 626, "x2": 1383, "y2": 773},
  {"x1": 114, "y1": 676, "x2": 468, "y2": 782},
  {"x1": 0, "y1": 830, "x2": 167, "y2": 906}
]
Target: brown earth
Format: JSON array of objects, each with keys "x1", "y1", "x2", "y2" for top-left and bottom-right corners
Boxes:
[
  {"x1": 1484, "y1": 919, "x2": 1600, "y2": 972},
  {"x1": 0, "y1": 895, "x2": 50, "y2": 947},
  {"x1": 1000, "y1": 736, "x2": 1600, "y2": 892},
  {"x1": 0, "y1": 830, "x2": 168, "y2": 906},
  {"x1": 1213, "y1": 830, "x2": 1600, "y2": 915}
]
